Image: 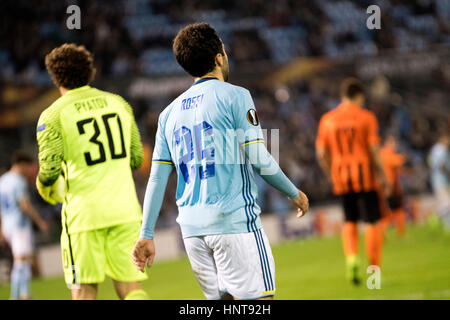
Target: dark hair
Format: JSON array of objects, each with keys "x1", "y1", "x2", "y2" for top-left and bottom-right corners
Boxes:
[
  {"x1": 11, "y1": 151, "x2": 33, "y2": 165},
  {"x1": 45, "y1": 43, "x2": 96, "y2": 89},
  {"x1": 173, "y1": 23, "x2": 224, "y2": 77},
  {"x1": 340, "y1": 78, "x2": 365, "y2": 99}
]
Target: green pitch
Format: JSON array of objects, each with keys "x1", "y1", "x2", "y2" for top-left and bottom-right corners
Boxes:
[{"x1": 1, "y1": 224, "x2": 449, "y2": 300}]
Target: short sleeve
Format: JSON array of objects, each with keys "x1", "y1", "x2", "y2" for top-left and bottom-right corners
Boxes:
[
  {"x1": 15, "y1": 177, "x2": 29, "y2": 202},
  {"x1": 316, "y1": 116, "x2": 329, "y2": 150},
  {"x1": 367, "y1": 113, "x2": 380, "y2": 146},
  {"x1": 231, "y1": 88, "x2": 265, "y2": 146},
  {"x1": 152, "y1": 114, "x2": 173, "y2": 165}
]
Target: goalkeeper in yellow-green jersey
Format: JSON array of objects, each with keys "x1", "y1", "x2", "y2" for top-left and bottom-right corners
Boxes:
[{"x1": 35, "y1": 43, "x2": 149, "y2": 300}]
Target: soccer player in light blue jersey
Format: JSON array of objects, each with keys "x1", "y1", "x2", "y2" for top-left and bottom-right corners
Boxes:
[
  {"x1": 132, "y1": 23, "x2": 309, "y2": 300},
  {"x1": 0, "y1": 151, "x2": 48, "y2": 299},
  {"x1": 429, "y1": 134, "x2": 450, "y2": 230}
]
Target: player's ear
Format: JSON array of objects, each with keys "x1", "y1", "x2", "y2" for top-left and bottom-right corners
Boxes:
[{"x1": 215, "y1": 53, "x2": 223, "y2": 67}]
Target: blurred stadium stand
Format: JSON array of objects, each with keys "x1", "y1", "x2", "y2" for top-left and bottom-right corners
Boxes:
[{"x1": 0, "y1": 0, "x2": 449, "y2": 247}]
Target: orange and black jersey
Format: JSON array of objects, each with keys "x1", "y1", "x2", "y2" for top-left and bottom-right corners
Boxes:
[
  {"x1": 381, "y1": 145, "x2": 405, "y2": 196},
  {"x1": 316, "y1": 102, "x2": 380, "y2": 195}
]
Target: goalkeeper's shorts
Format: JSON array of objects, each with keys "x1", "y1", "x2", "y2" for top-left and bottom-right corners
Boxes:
[{"x1": 61, "y1": 221, "x2": 147, "y2": 286}]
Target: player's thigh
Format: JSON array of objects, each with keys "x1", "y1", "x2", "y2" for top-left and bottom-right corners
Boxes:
[
  {"x1": 342, "y1": 192, "x2": 359, "y2": 222},
  {"x1": 362, "y1": 191, "x2": 382, "y2": 224},
  {"x1": 207, "y1": 229, "x2": 276, "y2": 300},
  {"x1": 104, "y1": 222, "x2": 147, "y2": 282},
  {"x1": 184, "y1": 236, "x2": 222, "y2": 300},
  {"x1": 10, "y1": 227, "x2": 33, "y2": 258},
  {"x1": 60, "y1": 228, "x2": 107, "y2": 285}
]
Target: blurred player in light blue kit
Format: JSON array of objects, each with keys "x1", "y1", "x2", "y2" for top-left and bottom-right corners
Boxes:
[
  {"x1": 429, "y1": 134, "x2": 450, "y2": 230},
  {"x1": 132, "y1": 23, "x2": 309, "y2": 300},
  {"x1": 0, "y1": 151, "x2": 48, "y2": 300}
]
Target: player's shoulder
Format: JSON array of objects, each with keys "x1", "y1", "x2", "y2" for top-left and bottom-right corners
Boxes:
[
  {"x1": 98, "y1": 88, "x2": 125, "y2": 102},
  {"x1": 199, "y1": 80, "x2": 251, "y2": 102},
  {"x1": 0, "y1": 172, "x2": 7, "y2": 186},
  {"x1": 431, "y1": 143, "x2": 445, "y2": 156},
  {"x1": 319, "y1": 107, "x2": 337, "y2": 124},
  {"x1": 360, "y1": 109, "x2": 379, "y2": 128},
  {"x1": 217, "y1": 81, "x2": 250, "y2": 99},
  {"x1": 359, "y1": 107, "x2": 377, "y2": 120},
  {"x1": 38, "y1": 97, "x2": 65, "y2": 125},
  {"x1": 215, "y1": 82, "x2": 253, "y2": 114},
  {"x1": 0, "y1": 172, "x2": 23, "y2": 188},
  {"x1": 94, "y1": 88, "x2": 133, "y2": 113},
  {"x1": 157, "y1": 98, "x2": 179, "y2": 127}
]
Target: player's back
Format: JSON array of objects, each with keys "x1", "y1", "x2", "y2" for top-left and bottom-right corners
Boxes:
[
  {"x1": 37, "y1": 86, "x2": 142, "y2": 233},
  {"x1": 156, "y1": 78, "x2": 263, "y2": 237},
  {"x1": 0, "y1": 171, "x2": 31, "y2": 235},
  {"x1": 317, "y1": 102, "x2": 380, "y2": 194}
]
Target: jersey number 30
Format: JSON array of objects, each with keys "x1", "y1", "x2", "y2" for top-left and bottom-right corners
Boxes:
[{"x1": 76, "y1": 113, "x2": 126, "y2": 166}]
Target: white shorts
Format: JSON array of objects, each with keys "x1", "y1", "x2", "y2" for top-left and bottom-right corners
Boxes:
[
  {"x1": 4, "y1": 228, "x2": 34, "y2": 257},
  {"x1": 184, "y1": 228, "x2": 275, "y2": 300}
]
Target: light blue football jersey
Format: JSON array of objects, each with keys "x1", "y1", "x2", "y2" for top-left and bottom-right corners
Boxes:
[
  {"x1": 0, "y1": 171, "x2": 31, "y2": 236},
  {"x1": 153, "y1": 77, "x2": 265, "y2": 238},
  {"x1": 429, "y1": 143, "x2": 450, "y2": 189}
]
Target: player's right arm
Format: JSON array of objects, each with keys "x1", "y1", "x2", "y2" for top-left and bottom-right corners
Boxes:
[
  {"x1": 233, "y1": 88, "x2": 308, "y2": 216},
  {"x1": 133, "y1": 113, "x2": 173, "y2": 272},
  {"x1": 19, "y1": 198, "x2": 48, "y2": 233},
  {"x1": 315, "y1": 115, "x2": 332, "y2": 182},
  {"x1": 15, "y1": 178, "x2": 48, "y2": 233},
  {"x1": 36, "y1": 107, "x2": 65, "y2": 204}
]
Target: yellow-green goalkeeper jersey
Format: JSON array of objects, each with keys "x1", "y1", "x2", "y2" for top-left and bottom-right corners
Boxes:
[{"x1": 36, "y1": 85, "x2": 144, "y2": 234}]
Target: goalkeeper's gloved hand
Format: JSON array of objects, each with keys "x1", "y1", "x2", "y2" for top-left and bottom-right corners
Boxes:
[{"x1": 36, "y1": 175, "x2": 65, "y2": 205}]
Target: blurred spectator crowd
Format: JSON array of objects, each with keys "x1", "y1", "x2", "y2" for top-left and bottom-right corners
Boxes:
[
  {"x1": 1, "y1": 0, "x2": 450, "y2": 83},
  {"x1": 0, "y1": 0, "x2": 449, "y2": 236}
]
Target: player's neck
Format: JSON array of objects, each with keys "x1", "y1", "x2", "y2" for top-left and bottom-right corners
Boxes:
[
  {"x1": 342, "y1": 98, "x2": 362, "y2": 108},
  {"x1": 194, "y1": 70, "x2": 223, "y2": 83},
  {"x1": 10, "y1": 165, "x2": 24, "y2": 177},
  {"x1": 59, "y1": 87, "x2": 69, "y2": 96}
]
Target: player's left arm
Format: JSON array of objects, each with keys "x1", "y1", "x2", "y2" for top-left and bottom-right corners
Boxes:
[
  {"x1": 16, "y1": 180, "x2": 48, "y2": 233},
  {"x1": 233, "y1": 88, "x2": 308, "y2": 216},
  {"x1": 120, "y1": 97, "x2": 144, "y2": 170},
  {"x1": 36, "y1": 108, "x2": 65, "y2": 203},
  {"x1": 245, "y1": 142, "x2": 309, "y2": 217}
]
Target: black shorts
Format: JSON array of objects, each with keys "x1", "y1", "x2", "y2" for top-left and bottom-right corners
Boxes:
[
  {"x1": 341, "y1": 191, "x2": 381, "y2": 223},
  {"x1": 387, "y1": 194, "x2": 403, "y2": 210}
]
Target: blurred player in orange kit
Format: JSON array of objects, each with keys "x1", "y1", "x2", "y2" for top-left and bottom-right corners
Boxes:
[
  {"x1": 316, "y1": 78, "x2": 391, "y2": 285},
  {"x1": 379, "y1": 135, "x2": 406, "y2": 237}
]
